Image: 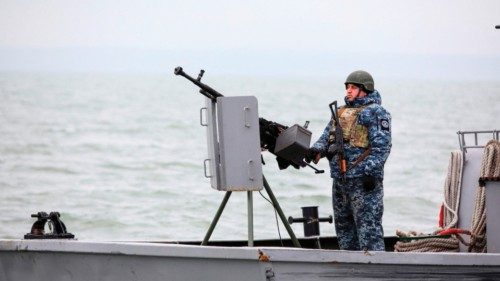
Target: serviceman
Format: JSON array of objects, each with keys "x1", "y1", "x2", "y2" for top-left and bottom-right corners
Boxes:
[{"x1": 307, "y1": 70, "x2": 392, "y2": 251}]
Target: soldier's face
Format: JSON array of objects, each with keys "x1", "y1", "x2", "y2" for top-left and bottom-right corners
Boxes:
[{"x1": 345, "y1": 84, "x2": 366, "y2": 101}]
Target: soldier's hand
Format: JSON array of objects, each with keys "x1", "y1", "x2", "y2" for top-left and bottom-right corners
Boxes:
[
  {"x1": 362, "y1": 176, "x2": 377, "y2": 191},
  {"x1": 326, "y1": 144, "x2": 338, "y2": 161},
  {"x1": 313, "y1": 153, "x2": 321, "y2": 164},
  {"x1": 305, "y1": 147, "x2": 321, "y2": 164}
]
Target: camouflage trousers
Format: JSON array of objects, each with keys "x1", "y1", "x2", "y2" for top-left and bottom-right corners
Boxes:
[{"x1": 332, "y1": 177, "x2": 385, "y2": 251}]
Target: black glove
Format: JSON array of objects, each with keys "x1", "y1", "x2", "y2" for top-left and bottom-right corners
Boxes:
[
  {"x1": 362, "y1": 176, "x2": 377, "y2": 191},
  {"x1": 326, "y1": 144, "x2": 338, "y2": 161},
  {"x1": 305, "y1": 147, "x2": 320, "y2": 163}
]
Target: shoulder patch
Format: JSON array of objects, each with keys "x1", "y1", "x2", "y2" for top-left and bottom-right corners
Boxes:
[{"x1": 379, "y1": 118, "x2": 390, "y2": 132}]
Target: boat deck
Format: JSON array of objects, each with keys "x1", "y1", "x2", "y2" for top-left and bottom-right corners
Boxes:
[{"x1": 175, "y1": 235, "x2": 400, "y2": 251}]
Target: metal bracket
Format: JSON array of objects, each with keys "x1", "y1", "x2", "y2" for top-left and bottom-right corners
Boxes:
[
  {"x1": 244, "y1": 106, "x2": 251, "y2": 128},
  {"x1": 248, "y1": 159, "x2": 254, "y2": 181},
  {"x1": 200, "y1": 107, "x2": 208, "y2": 126},
  {"x1": 203, "y1": 159, "x2": 212, "y2": 178}
]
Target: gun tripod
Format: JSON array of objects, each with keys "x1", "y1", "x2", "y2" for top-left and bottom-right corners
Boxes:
[{"x1": 201, "y1": 175, "x2": 301, "y2": 248}]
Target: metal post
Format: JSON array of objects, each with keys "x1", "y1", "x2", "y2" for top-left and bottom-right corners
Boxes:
[
  {"x1": 263, "y1": 176, "x2": 301, "y2": 248},
  {"x1": 201, "y1": 191, "x2": 232, "y2": 246},
  {"x1": 247, "y1": 191, "x2": 254, "y2": 247}
]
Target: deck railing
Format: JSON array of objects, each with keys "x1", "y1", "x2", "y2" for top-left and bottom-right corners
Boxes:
[{"x1": 457, "y1": 130, "x2": 499, "y2": 161}]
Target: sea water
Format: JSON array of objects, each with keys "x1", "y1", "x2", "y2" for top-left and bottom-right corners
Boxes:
[{"x1": 0, "y1": 72, "x2": 498, "y2": 241}]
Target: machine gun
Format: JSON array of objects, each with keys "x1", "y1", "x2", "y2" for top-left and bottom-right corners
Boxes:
[
  {"x1": 328, "y1": 101, "x2": 347, "y2": 181},
  {"x1": 174, "y1": 66, "x2": 323, "y2": 173}
]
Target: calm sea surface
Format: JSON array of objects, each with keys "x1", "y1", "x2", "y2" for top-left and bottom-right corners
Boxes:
[{"x1": 0, "y1": 72, "x2": 499, "y2": 241}]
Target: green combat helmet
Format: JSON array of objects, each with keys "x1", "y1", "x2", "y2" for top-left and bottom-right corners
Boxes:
[{"x1": 344, "y1": 70, "x2": 374, "y2": 92}]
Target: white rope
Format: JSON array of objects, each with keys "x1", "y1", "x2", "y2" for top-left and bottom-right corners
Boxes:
[{"x1": 442, "y1": 151, "x2": 463, "y2": 229}]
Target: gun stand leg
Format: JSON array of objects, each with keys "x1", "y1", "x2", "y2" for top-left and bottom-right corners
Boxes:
[
  {"x1": 263, "y1": 175, "x2": 301, "y2": 248},
  {"x1": 202, "y1": 191, "x2": 232, "y2": 246},
  {"x1": 201, "y1": 177, "x2": 300, "y2": 248},
  {"x1": 248, "y1": 191, "x2": 254, "y2": 247}
]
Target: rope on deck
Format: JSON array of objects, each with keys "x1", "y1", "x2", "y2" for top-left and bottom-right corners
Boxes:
[
  {"x1": 394, "y1": 230, "x2": 459, "y2": 252},
  {"x1": 395, "y1": 140, "x2": 500, "y2": 253}
]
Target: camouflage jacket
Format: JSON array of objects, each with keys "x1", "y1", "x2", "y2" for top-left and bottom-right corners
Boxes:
[{"x1": 312, "y1": 90, "x2": 392, "y2": 180}]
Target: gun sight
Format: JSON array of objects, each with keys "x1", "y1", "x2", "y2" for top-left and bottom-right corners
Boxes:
[{"x1": 197, "y1": 70, "x2": 205, "y2": 81}]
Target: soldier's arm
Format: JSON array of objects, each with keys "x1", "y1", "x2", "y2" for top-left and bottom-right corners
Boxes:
[
  {"x1": 363, "y1": 107, "x2": 392, "y2": 178},
  {"x1": 311, "y1": 120, "x2": 333, "y2": 158}
]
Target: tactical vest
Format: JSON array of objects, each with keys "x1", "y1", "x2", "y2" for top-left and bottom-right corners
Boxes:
[{"x1": 329, "y1": 105, "x2": 369, "y2": 148}]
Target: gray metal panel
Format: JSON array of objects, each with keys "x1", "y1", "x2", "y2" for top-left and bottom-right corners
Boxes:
[
  {"x1": 0, "y1": 240, "x2": 268, "y2": 281},
  {"x1": 0, "y1": 241, "x2": 268, "y2": 281},
  {"x1": 259, "y1": 246, "x2": 500, "y2": 266},
  {"x1": 4, "y1": 251, "x2": 500, "y2": 281},
  {"x1": 0, "y1": 240, "x2": 261, "y2": 261},
  {"x1": 269, "y1": 261, "x2": 500, "y2": 281},
  {"x1": 216, "y1": 96, "x2": 263, "y2": 191},
  {"x1": 2, "y1": 240, "x2": 500, "y2": 265},
  {"x1": 457, "y1": 149, "x2": 483, "y2": 252},
  {"x1": 486, "y1": 181, "x2": 500, "y2": 253}
]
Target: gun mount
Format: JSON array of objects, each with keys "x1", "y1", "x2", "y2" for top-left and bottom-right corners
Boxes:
[
  {"x1": 175, "y1": 66, "x2": 310, "y2": 247},
  {"x1": 174, "y1": 66, "x2": 323, "y2": 173}
]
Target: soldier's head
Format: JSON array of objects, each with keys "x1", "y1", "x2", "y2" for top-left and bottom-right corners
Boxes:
[{"x1": 344, "y1": 70, "x2": 374, "y2": 102}]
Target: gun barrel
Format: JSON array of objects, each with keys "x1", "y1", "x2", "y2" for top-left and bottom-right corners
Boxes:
[
  {"x1": 174, "y1": 66, "x2": 223, "y2": 100},
  {"x1": 174, "y1": 66, "x2": 184, "y2": 75}
]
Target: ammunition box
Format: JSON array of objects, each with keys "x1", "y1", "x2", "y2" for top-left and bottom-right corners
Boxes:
[{"x1": 275, "y1": 124, "x2": 312, "y2": 165}]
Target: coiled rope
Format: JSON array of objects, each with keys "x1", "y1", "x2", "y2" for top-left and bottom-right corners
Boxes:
[
  {"x1": 468, "y1": 140, "x2": 500, "y2": 252},
  {"x1": 442, "y1": 151, "x2": 463, "y2": 229},
  {"x1": 395, "y1": 140, "x2": 500, "y2": 253},
  {"x1": 394, "y1": 230, "x2": 459, "y2": 252}
]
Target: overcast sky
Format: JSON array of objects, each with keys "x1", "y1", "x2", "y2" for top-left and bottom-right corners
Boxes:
[{"x1": 1, "y1": 0, "x2": 499, "y2": 77}]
